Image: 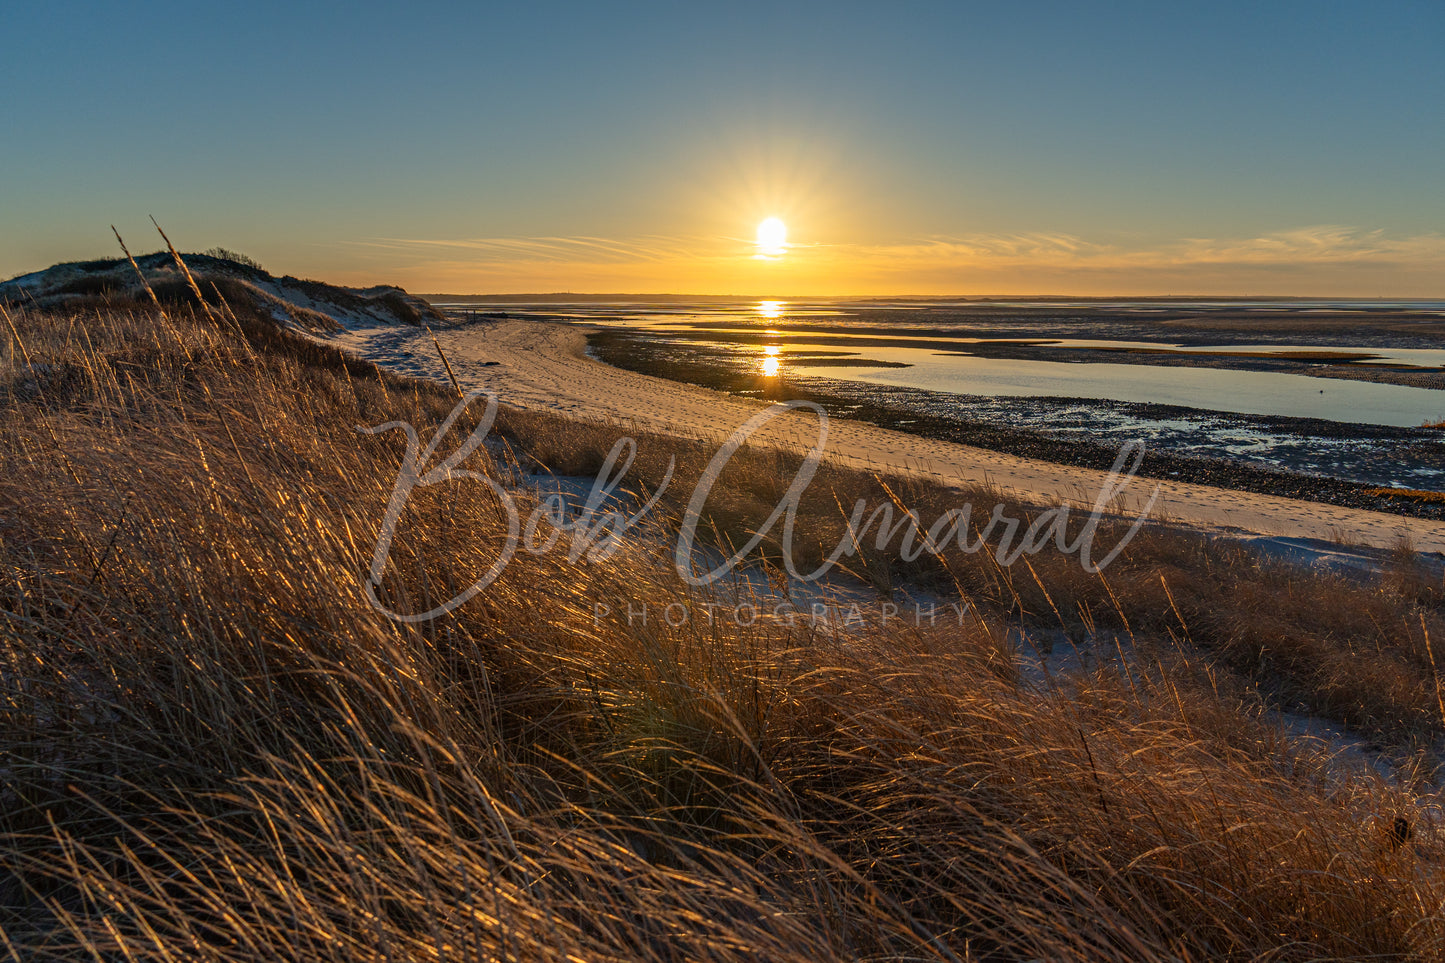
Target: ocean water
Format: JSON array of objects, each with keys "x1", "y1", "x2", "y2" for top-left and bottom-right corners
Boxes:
[{"x1": 794, "y1": 345, "x2": 1445, "y2": 428}]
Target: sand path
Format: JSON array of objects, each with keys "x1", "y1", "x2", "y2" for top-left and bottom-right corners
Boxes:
[{"x1": 354, "y1": 319, "x2": 1445, "y2": 555}]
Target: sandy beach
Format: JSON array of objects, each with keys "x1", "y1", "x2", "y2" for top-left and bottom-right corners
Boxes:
[{"x1": 352, "y1": 318, "x2": 1445, "y2": 556}]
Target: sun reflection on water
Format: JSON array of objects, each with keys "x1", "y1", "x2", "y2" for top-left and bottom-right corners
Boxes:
[
  {"x1": 762, "y1": 345, "x2": 780, "y2": 376},
  {"x1": 757, "y1": 300, "x2": 785, "y2": 319}
]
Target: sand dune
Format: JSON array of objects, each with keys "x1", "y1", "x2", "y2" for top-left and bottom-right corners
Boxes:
[{"x1": 349, "y1": 319, "x2": 1445, "y2": 556}]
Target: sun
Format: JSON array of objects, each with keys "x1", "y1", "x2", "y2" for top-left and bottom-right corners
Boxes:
[{"x1": 755, "y1": 217, "x2": 788, "y2": 258}]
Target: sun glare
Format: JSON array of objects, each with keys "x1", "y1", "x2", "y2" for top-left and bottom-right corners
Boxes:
[
  {"x1": 757, "y1": 300, "x2": 785, "y2": 319},
  {"x1": 755, "y1": 217, "x2": 788, "y2": 258}
]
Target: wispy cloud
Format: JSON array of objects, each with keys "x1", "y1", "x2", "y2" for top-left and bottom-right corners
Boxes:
[
  {"x1": 1165, "y1": 226, "x2": 1445, "y2": 266},
  {"x1": 842, "y1": 226, "x2": 1445, "y2": 270},
  {"x1": 356, "y1": 234, "x2": 719, "y2": 265}
]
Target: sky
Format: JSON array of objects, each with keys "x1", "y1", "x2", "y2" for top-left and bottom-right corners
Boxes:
[{"x1": 3, "y1": 0, "x2": 1443, "y2": 296}]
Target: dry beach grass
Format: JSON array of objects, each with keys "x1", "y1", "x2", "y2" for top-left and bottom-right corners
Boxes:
[{"x1": 3, "y1": 280, "x2": 1445, "y2": 959}]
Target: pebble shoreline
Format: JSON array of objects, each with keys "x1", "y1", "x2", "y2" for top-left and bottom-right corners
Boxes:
[{"x1": 590, "y1": 331, "x2": 1445, "y2": 523}]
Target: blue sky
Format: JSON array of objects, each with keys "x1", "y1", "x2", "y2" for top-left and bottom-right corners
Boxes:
[{"x1": 4, "y1": 0, "x2": 1443, "y2": 293}]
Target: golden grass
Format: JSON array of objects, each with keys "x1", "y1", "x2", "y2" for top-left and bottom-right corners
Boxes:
[
  {"x1": 1, "y1": 288, "x2": 1444, "y2": 960},
  {"x1": 1366, "y1": 486, "x2": 1445, "y2": 504}
]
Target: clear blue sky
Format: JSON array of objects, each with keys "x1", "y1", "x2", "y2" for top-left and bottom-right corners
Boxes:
[{"x1": 4, "y1": 0, "x2": 1443, "y2": 294}]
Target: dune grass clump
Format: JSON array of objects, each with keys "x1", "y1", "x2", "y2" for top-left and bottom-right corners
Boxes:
[
  {"x1": 1, "y1": 294, "x2": 1444, "y2": 960},
  {"x1": 202, "y1": 246, "x2": 266, "y2": 272},
  {"x1": 1368, "y1": 485, "x2": 1445, "y2": 503}
]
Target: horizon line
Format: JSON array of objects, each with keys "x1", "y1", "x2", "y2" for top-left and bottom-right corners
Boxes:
[{"x1": 419, "y1": 292, "x2": 1445, "y2": 302}]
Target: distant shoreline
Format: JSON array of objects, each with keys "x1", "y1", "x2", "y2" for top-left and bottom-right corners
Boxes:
[{"x1": 587, "y1": 328, "x2": 1445, "y2": 524}]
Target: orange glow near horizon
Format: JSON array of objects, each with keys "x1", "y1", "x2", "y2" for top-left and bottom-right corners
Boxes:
[{"x1": 314, "y1": 221, "x2": 1445, "y2": 299}]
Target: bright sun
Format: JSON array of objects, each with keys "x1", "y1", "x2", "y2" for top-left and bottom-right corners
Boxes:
[{"x1": 755, "y1": 217, "x2": 787, "y2": 257}]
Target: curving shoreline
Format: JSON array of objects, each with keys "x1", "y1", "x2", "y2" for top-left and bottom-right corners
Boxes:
[
  {"x1": 587, "y1": 328, "x2": 1445, "y2": 517},
  {"x1": 337, "y1": 318, "x2": 1445, "y2": 555}
]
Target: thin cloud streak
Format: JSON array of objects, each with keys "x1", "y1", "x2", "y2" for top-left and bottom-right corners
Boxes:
[
  {"x1": 358, "y1": 234, "x2": 719, "y2": 264},
  {"x1": 842, "y1": 227, "x2": 1445, "y2": 269}
]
